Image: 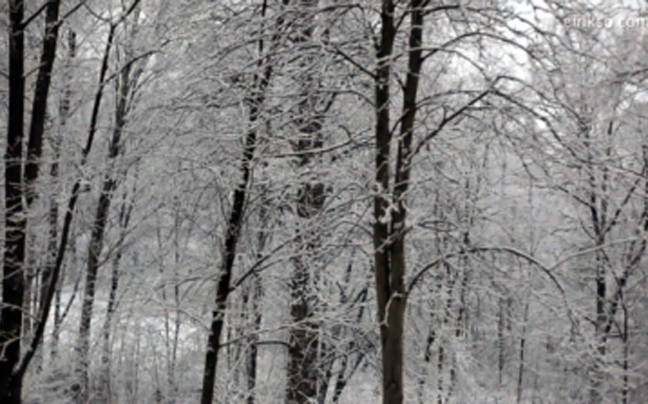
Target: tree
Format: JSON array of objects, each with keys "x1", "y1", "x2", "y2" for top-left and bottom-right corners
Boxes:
[
  {"x1": 73, "y1": 4, "x2": 144, "y2": 401},
  {"x1": 200, "y1": 2, "x2": 280, "y2": 401},
  {"x1": 284, "y1": 0, "x2": 331, "y2": 402},
  {"x1": 7, "y1": 1, "x2": 648, "y2": 403},
  {"x1": 2, "y1": 2, "x2": 62, "y2": 402},
  {"x1": 371, "y1": 0, "x2": 420, "y2": 401}
]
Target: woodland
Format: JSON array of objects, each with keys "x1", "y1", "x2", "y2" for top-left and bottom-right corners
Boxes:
[{"x1": 2, "y1": 0, "x2": 648, "y2": 403}]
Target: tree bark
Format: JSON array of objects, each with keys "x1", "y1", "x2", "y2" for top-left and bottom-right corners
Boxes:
[
  {"x1": 372, "y1": 1, "x2": 423, "y2": 403},
  {"x1": 98, "y1": 189, "x2": 133, "y2": 403},
  {"x1": 74, "y1": 27, "x2": 136, "y2": 398},
  {"x1": 373, "y1": 0, "x2": 395, "y2": 396},
  {"x1": 44, "y1": 27, "x2": 76, "y2": 363},
  {"x1": 200, "y1": 9, "x2": 276, "y2": 400},
  {"x1": 200, "y1": 101, "x2": 262, "y2": 404},
  {"x1": 286, "y1": 0, "x2": 328, "y2": 400},
  {"x1": 71, "y1": 24, "x2": 120, "y2": 403},
  {"x1": 1, "y1": 2, "x2": 26, "y2": 402},
  {"x1": 25, "y1": 0, "x2": 63, "y2": 205},
  {"x1": 2, "y1": 2, "x2": 63, "y2": 401}
]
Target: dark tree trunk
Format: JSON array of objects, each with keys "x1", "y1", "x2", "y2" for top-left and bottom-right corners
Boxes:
[
  {"x1": 2, "y1": 2, "x2": 63, "y2": 401},
  {"x1": 200, "y1": 111, "x2": 260, "y2": 404},
  {"x1": 75, "y1": 37, "x2": 132, "y2": 403},
  {"x1": 23, "y1": 0, "x2": 63, "y2": 351},
  {"x1": 516, "y1": 301, "x2": 529, "y2": 404},
  {"x1": 372, "y1": 1, "x2": 423, "y2": 403},
  {"x1": 29, "y1": 17, "x2": 118, "y2": 400},
  {"x1": 200, "y1": 12, "x2": 275, "y2": 400},
  {"x1": 25, "y1": 0, "x2": 62, "y2": 204},
  {"x1": 372, "y1": 0, "x2": 396, "y2": 400},
  {"x1": 70, "y1": 24, "x2": 118, "y2": 403},
  {"x1": 1, "y1": 2, "x2": 26, "y2": 402},
  {"x1": 44, "y1": 28, "x2": 76, "y2": 363}
]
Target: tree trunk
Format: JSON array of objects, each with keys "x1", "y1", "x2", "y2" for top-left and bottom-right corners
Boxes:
[
  {"x1": 372, "y1": 1, "x2": 423, "y2": 403},
  {"x1": 372, "y1": 0, "x2": 396, "y2": 400},
  {"x1": 621, "y1": 300, "x2": 628, "y2": 404},
  {"x1": 287, "y1": 241, "x2": 321, "y2": 403},
  {"x1": 25, "y1": 0, "x2": 63, "y2": 205},
  {"x1": 200, "y1": 13, "x2": 275, "y2": 401},
  {"x1": 244, "y1": 273, "x2": 262, "y2": 404},
  {"x1": 74, "y1": 177, "x2": 119, "y2": 403},
  {"x1": 516, "y1": 301, "x2": 529, "y2": 404},
  {"x1": 286, "y1": 1, "x2": 329, "y2": 400},
  {"x1": 167, "y1": 199, "x2": 183, "y2": 402},
  {"x1": 1, "y1": 2, "x2": 26, "y2": 402},
  {"x1": 244, "y1": 193, "x2": 270, "y2": 404},
  {"x1": 2, "y1": 1, "x2": 63, "y2": 400},
  {"x1": 200, "y1": 107, "x2": 260, "y2": 404},
  {"x1": 98, "y1": 190, "x2": 133, "y2": 403},
  {"x1": 285, "y1": 79, "x2": 327, "y2": 404},
  {"x1": 74, "y1": 30, "x2": 131, "y2": 402},
  {"x1": 44, "y1": 27, "x2": 76, "y2": 364}
]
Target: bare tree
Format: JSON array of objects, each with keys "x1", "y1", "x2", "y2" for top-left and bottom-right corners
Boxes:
[
  {"x1": 200, "y1": 2, "x2": 280, "y2": 401},
  {"x1": 73, "y1": 4, "x2": 145, "y2": 400},
  {"x1": 1, "y1": 2, "x2": 62, "y2": 402}
]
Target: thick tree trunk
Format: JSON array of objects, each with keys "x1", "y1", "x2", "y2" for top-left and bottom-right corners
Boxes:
[
  {"x1": 372, "y1": 0, "x2": 395, "y2": 399},
  {"x1": 372, "y1": 1, "x2": 423, "y2": 403},
  {"x1": 2, "y1": 2, "x2": 63, "y2": 401},
  {"x1": 1, "y1": 3, "x2": 26, "y2": 402},
  {"x1": 25, "y1": 0, "x2": 63, "y2": 204},
  {"x1": 23, "y1": 0, "x2": 64, "y2": 350}
]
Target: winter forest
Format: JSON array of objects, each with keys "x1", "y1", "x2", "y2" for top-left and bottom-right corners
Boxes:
[{"x1": 3, "y1": 0, "x2": 648, "y2": 403}]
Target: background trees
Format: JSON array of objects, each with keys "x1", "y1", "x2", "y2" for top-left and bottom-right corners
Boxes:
[{"x1": 3, "y1": 0, "x2": 648, "y2": 403}]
